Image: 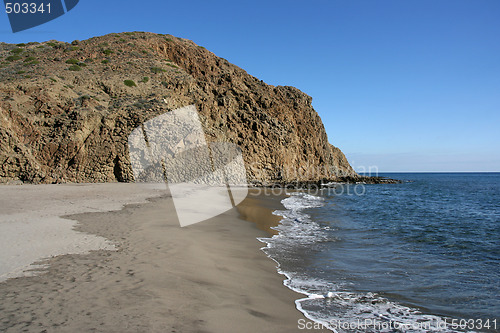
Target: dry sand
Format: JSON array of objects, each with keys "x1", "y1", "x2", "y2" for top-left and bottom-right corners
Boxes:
[
  {"x1": 0, "y1": 183, "x2": 166, "y2": 281},
  {"x1": 0, "y1": 185, "x2": 328, "y2": 332}
]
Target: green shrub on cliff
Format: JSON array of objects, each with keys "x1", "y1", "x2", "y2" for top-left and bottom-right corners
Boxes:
[
  {"x1": 24, "y1": 60, "x2": 39, "y2": 66},
  {"x1": 124, "y1": 80, "x2": 136, "y2": 87},
  {"x1": 6, "y1": 55, "x2": 21, "y2": 62},
  {"x1": 10, "y1": 48, "x2": 24, "y2": 54},
  {"x1": 22, "y1": 55, "x2": 39, "y2": 66},
  {"x1": 68, "y1": 65, "x2": 82, "y2": 71},
  {"x1": 151, "y1": 67, "x2": 166, "y2": 73}
]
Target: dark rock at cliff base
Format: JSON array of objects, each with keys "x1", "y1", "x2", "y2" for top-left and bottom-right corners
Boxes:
[{"x1": 0, "y1": 32, "x2": 362, "y2": 185}]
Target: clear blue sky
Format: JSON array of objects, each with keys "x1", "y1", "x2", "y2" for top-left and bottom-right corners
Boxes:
[{"x1": 1, "y1": 0, "x2": 499, "y2": 172}]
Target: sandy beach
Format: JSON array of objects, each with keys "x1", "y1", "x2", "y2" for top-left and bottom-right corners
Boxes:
[{"x1": 0, "y1": 185, "x2": 327, "y2": 332}]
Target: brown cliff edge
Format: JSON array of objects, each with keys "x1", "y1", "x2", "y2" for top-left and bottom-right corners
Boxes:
[{"x1": 0, "y1": 32, "x2": 398, "y2": 185}]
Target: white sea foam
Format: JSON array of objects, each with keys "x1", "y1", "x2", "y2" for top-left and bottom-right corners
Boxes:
[
  {"x1": 259, "y1": 192, "x2": 328, "y2": 246},
  {"x1": 259, "y1": 192, "x2": 466, "y2": 333}
]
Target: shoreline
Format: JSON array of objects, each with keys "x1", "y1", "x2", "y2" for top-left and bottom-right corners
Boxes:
[
  {"x1": 0, "y1": 185, "x2": 328, "y2": 332},
  {"x1": 237, "y1": 188, "x2": 288, "y2": 235}
]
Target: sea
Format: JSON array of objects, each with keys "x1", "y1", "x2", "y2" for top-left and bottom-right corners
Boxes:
[{"x1": 259, "y1": 173, "x2": 500, "y2": 332}]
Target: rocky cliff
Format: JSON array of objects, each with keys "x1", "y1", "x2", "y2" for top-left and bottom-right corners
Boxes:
[{"x1": 0, "y1": 32, "x2": 359, "y2": 185}]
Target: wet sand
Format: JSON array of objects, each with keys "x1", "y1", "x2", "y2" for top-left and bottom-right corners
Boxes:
[{"x1": 0, "y1": 185, "x2": 327, "y2": 332}]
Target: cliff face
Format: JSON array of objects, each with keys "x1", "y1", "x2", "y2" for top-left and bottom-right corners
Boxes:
[{"x1": 0, "y1": 32, "x2": 357, "y2": 185}]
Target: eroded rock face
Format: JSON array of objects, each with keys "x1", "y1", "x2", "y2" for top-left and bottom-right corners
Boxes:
[{"x1": 0, "y1": 32, "x2": 358, "y2": 184}]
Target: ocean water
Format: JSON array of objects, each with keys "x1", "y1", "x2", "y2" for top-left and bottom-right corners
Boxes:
[{"x1": 259, "y1": 173, "x2": 500, "y2": 332}]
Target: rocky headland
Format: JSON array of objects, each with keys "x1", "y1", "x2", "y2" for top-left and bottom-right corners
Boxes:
[{"x1": 0, "y1": 32, "x2": 394, "y2": 186}]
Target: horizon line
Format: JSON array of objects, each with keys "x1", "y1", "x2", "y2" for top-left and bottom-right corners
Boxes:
[{"x1": 359, "y1": 171, "x2": 500, "y2": 174}]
